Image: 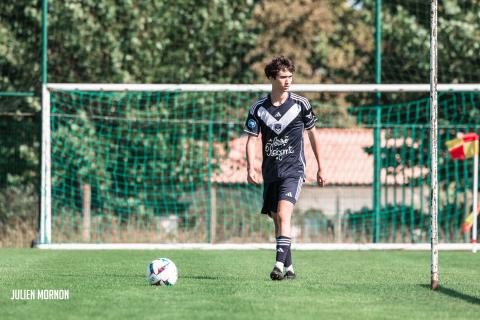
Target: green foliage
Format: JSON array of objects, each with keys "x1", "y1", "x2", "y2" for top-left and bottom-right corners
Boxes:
[
  {"x1": 0, "y1": 184, "x2": 37, "y2": 224},
  {"x1": 350, "y1": 0, "x2": 480, "y2": 105},
  {"x1": 0, "y1": 0, "x2": 41, "y2": 92},
  {"x1": 0, "y1": 112, "x2": 39, "y2": 188},
  {"x1": 50, "y1": 91, "x2": 219, "y2": 220},
  {"x1": 1, "y1": 0, "x2": 261, "y2": 233},
  {"x1": 345, "y1": 204, "x2": 427, "y2": 242},
  {"x1": 47, "y1": 0, "x2": 259, "y2": 83}
]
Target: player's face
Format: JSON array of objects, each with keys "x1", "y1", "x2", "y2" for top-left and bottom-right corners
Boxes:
[{"x1": 272, "y1": 69, "x2": 293, "y2": 93}]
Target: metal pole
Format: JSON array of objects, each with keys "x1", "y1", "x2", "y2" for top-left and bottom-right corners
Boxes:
[
  {"x1": 472, "y1": 154, "x2": 478, "y2": 253},
  {"x1": 429, "y1": 0, "x2": 439, "y2": 291},
  {"x1": 373, "y1": 0, "x2": 382, "y2": 243},
  {"x1": 0, "y1": 92, "x2": 35, "y2": 97},
  {"x1": 375, "y1": 0, "x2": 382, "y2": 89},
  {"x1": 42, "y1": 0, "x2": 47, "y2": 84},
  {"x1": 40, "y1": 0, "x2": 51, "y2": 243},
  {"x1": 206, "y1": 117, "x2": 214, "y2": 243}
]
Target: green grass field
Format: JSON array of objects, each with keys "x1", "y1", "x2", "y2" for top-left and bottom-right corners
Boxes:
[{"x1": 1, "y1": 249, "x2": 480, "y2": 320}]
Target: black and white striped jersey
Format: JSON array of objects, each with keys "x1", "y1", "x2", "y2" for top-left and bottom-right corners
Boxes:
[{"x1": 244, "y1": 92, "x2": 317, "y2": 183}]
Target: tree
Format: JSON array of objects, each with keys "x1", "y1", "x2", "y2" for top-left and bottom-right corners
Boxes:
[
  {"x1": 356, "y1": 0, "x2": 480, "y2": 87},
  {"x1": 0, "y1": 0, "x2": 262, "y2": 240},
  {"x1": 46, "y1": 0, "x2": 259, "y2": 84},
  {"x1": 246, "y1": 0, "x2": 373, "y2": 127}
]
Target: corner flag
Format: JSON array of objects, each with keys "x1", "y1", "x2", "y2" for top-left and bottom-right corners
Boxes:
[
  {"x1": 446, "y1": 133, "x2": 479, "y2": 160},
  {"x1": 463, "y1": 205, "x2": 480, "y2": 233},
  {"x1": 447, "y1": 132, "x2": 479, "y2": 252}
]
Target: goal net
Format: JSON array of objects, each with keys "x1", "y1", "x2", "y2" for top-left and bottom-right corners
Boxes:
[{"x1": 40, "y1": 84, "x2": 480, "y2": 245}]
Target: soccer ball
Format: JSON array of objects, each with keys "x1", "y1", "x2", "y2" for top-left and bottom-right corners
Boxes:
[{"x1": 146, "y1": 258, "x2": 178, "y2": 286}]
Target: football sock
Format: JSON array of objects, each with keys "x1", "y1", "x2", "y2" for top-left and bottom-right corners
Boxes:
[
  {"x1": 284, "y1": 246, "x2": 294, "y2": 272},
  {"x1": 275, "y1": 261, "x2": 284, "y2": 270},
  {"x1": 275, "y1": 236, "x2": 291, "y2": 270}
]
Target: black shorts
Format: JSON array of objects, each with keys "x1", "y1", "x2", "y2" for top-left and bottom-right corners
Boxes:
[{"x1": 261, "y1": 176, "x2": 304, "y2": 214}]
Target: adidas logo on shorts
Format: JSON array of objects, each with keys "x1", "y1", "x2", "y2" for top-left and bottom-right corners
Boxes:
[{"x1": 285, "y1": 192, "x2": 292, "y2": 197}]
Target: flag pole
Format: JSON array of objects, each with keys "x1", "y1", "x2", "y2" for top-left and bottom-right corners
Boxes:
[{"x1": 472, "y1": 152, "x2": 478, "y2": 253}]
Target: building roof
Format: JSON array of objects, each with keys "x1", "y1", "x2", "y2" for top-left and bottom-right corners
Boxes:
[{"x1": 212, "y1": 128, "x2": 427, "y2": 186}]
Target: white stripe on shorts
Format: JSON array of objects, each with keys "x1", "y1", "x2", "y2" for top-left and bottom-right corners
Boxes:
[{"x1": 294, "y1": 177, "x2": 303, "y2": 201}]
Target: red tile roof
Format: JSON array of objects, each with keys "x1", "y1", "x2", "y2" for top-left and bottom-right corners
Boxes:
[{"x1": 212, "y1": 128, "x2": 427, "y2": 185}]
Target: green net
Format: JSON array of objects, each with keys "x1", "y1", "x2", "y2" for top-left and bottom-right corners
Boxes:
[
  {"x1": 50, "y1": 90, "x2": 261, "y2": 243},
  {"x1": 351, "y1": 91, "x2": 480, "y2": 243},
  {"x1": 48, "y1": 89, "x2": 480, "y2": 244}
]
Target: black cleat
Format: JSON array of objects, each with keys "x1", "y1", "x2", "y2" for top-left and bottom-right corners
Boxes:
[
  {"x1": 270, "y1": 267, "x2": 284, "y2": 281},
  {"x1": 284, "y1": 270, "x2": 296, "y2": 280}
]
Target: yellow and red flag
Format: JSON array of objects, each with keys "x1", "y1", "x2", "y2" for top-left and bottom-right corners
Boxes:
[
  {"x1": 463, "y1": 205, "x2": 480, "y2": 233},
  {"x1": 446, "y1": 133, "x2": 479, "y2": 160}
]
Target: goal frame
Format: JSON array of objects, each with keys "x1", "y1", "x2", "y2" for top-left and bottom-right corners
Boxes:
[{"x1": 40, "y1": 82, "x2": 480, "y2": 248}]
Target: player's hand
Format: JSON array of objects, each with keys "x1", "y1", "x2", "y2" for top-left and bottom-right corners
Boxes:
[
  {"x1": 247, "y1": 169, "x2": 260, "y2": 185},
  {"x1": 317, "y1": 169, "x2": 326, "y2": 187}
]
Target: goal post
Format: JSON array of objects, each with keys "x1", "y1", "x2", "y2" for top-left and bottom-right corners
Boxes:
[
  {"x1": 40, "y1": 83, "x2": 480, "y2": 246},
  {"x1": 429, "y1": 0, "x2": 439, "y2": 291},
  {"x1": 40, "y1": 84, "x2": 51, "y2": 245}
]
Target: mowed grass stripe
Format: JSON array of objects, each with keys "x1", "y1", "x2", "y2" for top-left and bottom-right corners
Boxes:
[{"x1": 0, "y1": 250, "x2": 479, "y2": 320}]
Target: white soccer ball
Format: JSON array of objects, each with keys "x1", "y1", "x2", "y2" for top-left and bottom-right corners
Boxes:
[{"x1": 146, "y1": 258, "x2": 178, "y2": 286}]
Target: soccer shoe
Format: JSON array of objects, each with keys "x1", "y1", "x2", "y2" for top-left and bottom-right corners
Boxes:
[
  {"x1": 270, "y1": 267, "x2": 284, "y2": 281},
  {"x1": 284, "y1": 270, "x2": 296, "y2": 280}
]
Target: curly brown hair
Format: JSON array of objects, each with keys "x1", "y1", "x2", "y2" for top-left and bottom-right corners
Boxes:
[{"x1": 264, "y1": 56, "x2": 296, "y2": 80}]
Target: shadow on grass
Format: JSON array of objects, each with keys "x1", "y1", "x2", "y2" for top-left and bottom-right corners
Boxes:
[
  {"x1": 54, "y1": 273, "x2": 143, "y2": 279},
  {"x1": 53, "y1": 273, "x2": 224, "y2": 281},
  {"x1": 182, "y1": 275, "x2": 222, "y2": 280},
  {"x1": 419, "y1": 284, "x2": 480, "y2": 305}
]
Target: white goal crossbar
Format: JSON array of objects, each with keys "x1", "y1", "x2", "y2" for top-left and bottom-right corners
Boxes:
[{"x1": 46, "y1": 83, "x2": 480, "y2": 92}]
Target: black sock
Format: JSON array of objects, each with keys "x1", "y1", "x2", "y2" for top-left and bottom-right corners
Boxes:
[
  {"x1": 275, "y1": 236, "x2": 291, "y2": 267},
  {"x1": 284, "y1": 245, "x2": 292, "y2": 269}
]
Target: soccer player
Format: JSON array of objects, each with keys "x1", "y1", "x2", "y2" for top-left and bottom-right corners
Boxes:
[{"x1": 244, "y1": 56, "x2": 325, "y2": 280}]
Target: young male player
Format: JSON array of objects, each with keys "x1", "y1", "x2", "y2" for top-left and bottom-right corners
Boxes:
[{"x1": 244, "y1": 56, "x2": 325, "y2": 280}]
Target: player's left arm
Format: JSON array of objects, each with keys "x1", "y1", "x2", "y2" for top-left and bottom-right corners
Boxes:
[{"x1": 307, "y1": 127, "x2": 326, "y2": 187}]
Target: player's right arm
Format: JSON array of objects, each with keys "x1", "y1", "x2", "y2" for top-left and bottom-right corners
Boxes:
[
  {"x1": 244, "y1": 102, "x2": 262, "y2": 185},
  {"x1": 246, "y1": 135, "x2": 261, "y2": 185}
]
